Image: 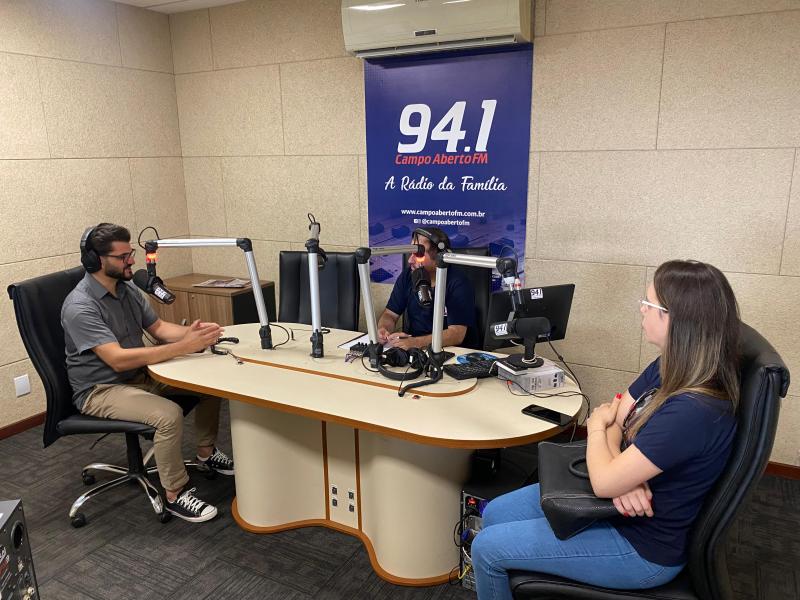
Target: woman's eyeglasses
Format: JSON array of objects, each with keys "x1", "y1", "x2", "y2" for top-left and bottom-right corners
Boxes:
[{"x1": 639, "y1": 299, "x2": 668, "y2": 313}]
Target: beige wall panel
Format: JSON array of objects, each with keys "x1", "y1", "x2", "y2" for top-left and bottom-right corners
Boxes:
[
  {"x1": 771, "y1": 395, "x2": 799, "y2": 466},
  {"x1": 0, "y1": 360, "x2": 46, "y2": 429},
  {"x1": 0, "y1": 53, "x2": 49, "y2": 159},
  {"x1": 37, "y1": 59, "x2": 181, "y2": 158},
  {"x1": 545, "y1": 0, "x2": 800, "y2": 35},
  {"x1": 359, "y1": 155, "x2": 368, "y2": 246},
  {"x1": 210, "y1": 0, "x2": 346, "y2": 69},
  {"x1": 222, "y1": 156, "x2": 361, "y2": 247},
  {"x1": 184, "y1": 157, "x2": 227, "y2": 237},
  {"x1": 525, "y1": 153, "x2": 539, "y2": 258},
  {"x1": 537, "y1": 150, "x2": 794, "y2": 273},
  {"x1": 1, "y1": 257, "x2": 66, "y2": 367},
  {"x1": 129, "y1": 157, "x2": 189, "y2": 239},
  {"x1": 0, "y1": 0, "x2": 120, "y2": 65},
  {"x1": 281, "y1": 58, "x2": 365, "y2": 156},
  {"x1": 725, "y1": 272, "x2": 800, "y2": 387},
  {"x1": 525, "y1": 259, "x2": 646, "y2": 372},
  {"x1": 170, "y1": 9, "x2": 213, "y2": 74},
  {"x1": 659, "y1": 11, "x2": 800, "y2": 149},
  {"x1": 0, "y1": 159, "x2": 135, "y2": 265},
  {"x1": 116, "y1": 3, "x2": 173, "y2": 73},
  {"x1": 176, "y1": 66, "x2": 283, "y2": 156},
  {"x1": 534, "y1": 0, "x2": 546, "y2": 37},
  {"x1": 531, "y1": 25, "x2": 663, "y2": 151},
  {"x1": 781, "y1": 152, "x2": 800, "y2": 275},
  {"x1": 62, "y1": 253, "x2": 82, "y2": 270}
]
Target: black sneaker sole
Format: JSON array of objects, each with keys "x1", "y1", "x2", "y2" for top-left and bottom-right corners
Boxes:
[
  {"x1": 165, "y1": 505, "x2": 218, "y2": 523},
  {"x1": 197, "y1": 459, "x2": 234, "y2": 476}
]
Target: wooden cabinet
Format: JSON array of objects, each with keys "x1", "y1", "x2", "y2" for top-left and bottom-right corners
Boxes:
[{"x1": 147, "y1": 273, "x2": 276, "y2": 327}]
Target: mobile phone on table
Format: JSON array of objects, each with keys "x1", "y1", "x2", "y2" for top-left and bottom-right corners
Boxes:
[{"x1": 521, "y1": 404, "x2": 572, "y2": 426}]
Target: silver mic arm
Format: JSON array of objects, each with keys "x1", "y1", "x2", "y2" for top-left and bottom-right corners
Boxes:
[
  {"x1": 354, "y1": 244, "x2": 424, "y2": 345},
  {"x1": 143, "y1": 237, "x2": 273, "y2": 349},
  {"x1": 429, "y1": 252, "x2": 520, "y2": 354},
  {"x1": 306, "y1": 214, "x2": 325, "y2": 358}
]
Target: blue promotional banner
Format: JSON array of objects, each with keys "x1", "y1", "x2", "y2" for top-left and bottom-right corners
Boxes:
[{"x1": 364, "y1": 45, "x2": 533, "y2": 288}]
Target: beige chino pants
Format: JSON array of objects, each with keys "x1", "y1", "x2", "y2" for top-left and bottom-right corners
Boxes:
[{"x1": 81, "y1": 372, "x2": 221, "y2": 492}]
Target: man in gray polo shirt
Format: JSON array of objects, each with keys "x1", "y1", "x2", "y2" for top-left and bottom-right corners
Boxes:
[{"x1": 62, "y1": 223, "x2": 233, "y2": 523}]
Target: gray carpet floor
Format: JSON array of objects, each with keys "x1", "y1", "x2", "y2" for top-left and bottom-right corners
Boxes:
[{"x1": 1, "y1": 402, "x2": 797, "y2": 599}]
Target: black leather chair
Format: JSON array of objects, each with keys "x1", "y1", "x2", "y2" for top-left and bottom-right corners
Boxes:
[
  {"x1": 278, "y1": 250, "x2": 360, "y2": 331},
  {"x1": 508, "y1": 323, "x2": 790, "y2": 600},
  {"x1": 7, "y1": 266, "x2": 200, "y2": 527},
  {"x1": 401, "y1": 247, "x2": 492, "y2": 350}
]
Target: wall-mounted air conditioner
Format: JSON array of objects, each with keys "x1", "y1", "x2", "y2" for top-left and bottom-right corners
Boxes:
[{"x1": 342, "y1": 0, "x2": 533, "y2": 59}]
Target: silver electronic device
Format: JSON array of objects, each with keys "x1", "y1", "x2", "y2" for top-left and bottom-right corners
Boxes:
[{"x1": 496, "y1": 356, "x2": 566, "y2": 393}]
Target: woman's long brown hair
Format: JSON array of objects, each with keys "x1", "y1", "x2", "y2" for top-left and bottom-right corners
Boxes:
[{"x1": 627, "y1": 260, "x2": 741, "y2": 438}]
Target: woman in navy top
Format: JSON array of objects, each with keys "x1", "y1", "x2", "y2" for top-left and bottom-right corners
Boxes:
[{"x1": 472, "y1": 260, "x2": 740, "y2": 599}]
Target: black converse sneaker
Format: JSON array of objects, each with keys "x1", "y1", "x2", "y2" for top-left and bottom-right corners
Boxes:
[
  {"x1": 198, "y1": 447, "x2": 234, "y2": 476},
  {"x1": 165, "y1": 487, "x2": 218, "y2": 523}
]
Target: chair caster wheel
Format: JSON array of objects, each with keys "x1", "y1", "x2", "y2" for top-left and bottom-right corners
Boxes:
[
  {"x1": 71, "y1": 513, "x2": 87, "y2": 528},
  {"x1": 159, "y1": 511, "x2": 172, "y2": 524},
  {"x1": 82, "y1": 472, "x2": 95, "y2": 485}
]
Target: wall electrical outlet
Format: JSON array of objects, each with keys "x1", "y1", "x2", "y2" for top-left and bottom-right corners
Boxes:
[{"x1": 14, "y1": 374, "x2": 31, "y2": 397}]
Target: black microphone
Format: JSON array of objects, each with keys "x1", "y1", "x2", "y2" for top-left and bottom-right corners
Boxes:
[
  {"x1": 411, "y1": 268, "x2": 432, "y2": 307},
  {"x1": 132, "y1": 269, "x2": 176, "y2": 305}
]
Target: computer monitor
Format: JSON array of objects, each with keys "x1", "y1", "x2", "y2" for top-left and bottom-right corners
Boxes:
[{"x1": 483, "y1": 284, "x2": 575, "y2": 352}]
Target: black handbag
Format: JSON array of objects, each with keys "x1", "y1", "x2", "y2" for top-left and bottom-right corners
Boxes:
[{"x1": 538, "y1": 439, "x2": 618, "y2": 540}]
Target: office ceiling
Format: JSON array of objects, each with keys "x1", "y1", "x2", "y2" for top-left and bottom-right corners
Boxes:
[{"x1": 114, "y1": 0, "x2": 245, "y2": 14}]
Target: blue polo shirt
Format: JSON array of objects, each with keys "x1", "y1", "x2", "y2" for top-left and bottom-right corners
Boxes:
[
  {"x1": 611, "y1": 358, "x2": 737, "y2": 566},
  {"x1": 387, "y1": 266, "x2": 477, "y2": 348}
]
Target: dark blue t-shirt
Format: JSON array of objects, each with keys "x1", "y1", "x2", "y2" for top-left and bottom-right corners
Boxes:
[
  {"x1": 386, "y1": 266, "x2": 477, "y2": 348},
  {"x1": 612, "y1": 358, "x2": 737, "y2": 566}
]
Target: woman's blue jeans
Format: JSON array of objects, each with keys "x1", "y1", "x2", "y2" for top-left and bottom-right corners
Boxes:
[{"x1": 470, "y1": 484, "x2": 684, "y2": 600}]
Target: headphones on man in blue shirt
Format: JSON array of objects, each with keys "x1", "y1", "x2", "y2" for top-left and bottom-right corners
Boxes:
[
  {"x1": 412, "y1": 228, "x2": 450, "y2": 254},
  {"x1": 80, "y1": 225, "x2": 102, "y2": 273}
]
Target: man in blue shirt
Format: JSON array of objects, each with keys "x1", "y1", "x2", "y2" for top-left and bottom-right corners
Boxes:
[{"x1": 377, "y1": 227, "x2": 476, "y2": 350}]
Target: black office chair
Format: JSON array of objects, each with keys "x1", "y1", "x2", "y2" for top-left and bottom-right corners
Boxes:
[
  {"x1": 401, "y1": 247, "x2": 492, "y2": 350},
  {"x1": 7, "y1": 266, "x2": 201, "y2": 527},
  {"x1": 508, "y1": 323, "x2": 790, "y2": 600},
  {"x1": 278, "y1": 250, "x2": 360, "y2": 331}
]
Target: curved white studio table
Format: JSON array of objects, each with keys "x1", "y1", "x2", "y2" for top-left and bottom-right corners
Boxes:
[{"x1": 149, "y1": 323, "x2": 582, "y2": 586}]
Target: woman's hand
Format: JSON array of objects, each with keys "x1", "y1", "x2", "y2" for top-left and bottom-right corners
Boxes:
[
  {"x1": 587, "y1": 394, "x2": 622, "y2": 432},
  {"x1": 613, "y1": 482, "x2": 654, "y2": 517}
]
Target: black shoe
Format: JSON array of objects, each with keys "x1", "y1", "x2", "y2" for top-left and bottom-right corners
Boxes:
[
  {"x1": 165, "y1": 487, "x2": 218, "y2": 523},
  {"x1": 198, "y1": 447, "x2": 234, "y2": 476}
]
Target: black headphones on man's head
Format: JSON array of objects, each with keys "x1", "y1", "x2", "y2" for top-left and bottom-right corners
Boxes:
[
  {"x1": 412, "y1": 228, "x2": 450, "y2": 254},
  {"x1": 80, "y1": 225, "x2": 101, "y2": 273}
]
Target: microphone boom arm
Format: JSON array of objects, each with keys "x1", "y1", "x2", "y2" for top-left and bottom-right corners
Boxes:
[
  {"x1": 143, "y1": 237, "x2": 273, "y2": 349},
  {"x1": 355, "y1": 244, "x2": 424, "y2": 345},
  {"x1": 430, "y1": 252, "x2": 521, "y2": 354}
]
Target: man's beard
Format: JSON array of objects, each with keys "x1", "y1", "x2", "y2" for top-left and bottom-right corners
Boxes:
[{"x1": 105, "y1": 264, "x2": 133, "y2": 281}]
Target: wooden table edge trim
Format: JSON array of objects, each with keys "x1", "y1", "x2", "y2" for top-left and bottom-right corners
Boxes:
[
  {"x1": 231, "y1": 498, "x2": 451, "y2": 587},
  {"x1": 237, "y1": 355, "x2": 478, "y2": 398},
  {"x1": 148, "y1": 369, "x2": 569, "y2": 449}
]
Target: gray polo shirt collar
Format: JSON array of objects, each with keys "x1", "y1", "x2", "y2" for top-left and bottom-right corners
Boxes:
[{"x1": 84, "y1": 272, "x2": 126, "y2": 300}]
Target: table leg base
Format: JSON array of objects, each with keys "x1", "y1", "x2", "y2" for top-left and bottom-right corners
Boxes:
[{"x1": 230, "y1": 497, "x2": 453, "y2": 587}]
